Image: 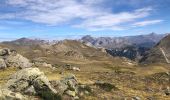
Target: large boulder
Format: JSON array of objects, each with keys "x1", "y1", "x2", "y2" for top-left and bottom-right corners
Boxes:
[
  {"x1": 0, "y1": 58, "x2": 7, "y2": 69},
  {"x1": 0, "y1": 48, "x2": 32, "y2": 69},
  {"x1": 5, "y1": 53, "x2": 32, "y2": 69},
  {"x1": 6, "y1": 68, "x2": 58, "y2": 99}
]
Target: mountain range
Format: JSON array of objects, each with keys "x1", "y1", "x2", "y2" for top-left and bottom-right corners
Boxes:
[
  {"x1": 80, "y1": 33, "x2": 167, "y2": 49},
  {"x1": 0, "y1": 33, "x2": 170, "y2": 100},
  {"x1": 80, "y1": 33, "x2": 168, "y2": 61},
  {"x1": 0, "y1": 33, "x2": 169, "y2": 64}
]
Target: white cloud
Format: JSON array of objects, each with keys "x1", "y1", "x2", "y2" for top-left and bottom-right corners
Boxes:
[
  {"x1": 73, "y1": 7, "x2": 152, "y2": 30},
  {"x1": 133, "y1": 20, "x2": 163, "y2": 27},
  {"x1": 6, "y1": 0, "x2": 102, "y2": 25},
  {"x1": 0, "y1": 14, "x2": 16, "y2": 19},
  {"x1": 1, "y1": 0, "x2": 161, "y2": 31}
]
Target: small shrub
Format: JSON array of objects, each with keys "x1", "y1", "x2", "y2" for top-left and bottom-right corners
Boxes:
[
  {"x1": 95, "y1": 82, "x2": 118, "y2": 92},
  {"x1": 113, "y1": 66, "x2": 121, "y2": 74},
  {"x1": 38, "y1": 91, "x2": 62, "y2": 100}
]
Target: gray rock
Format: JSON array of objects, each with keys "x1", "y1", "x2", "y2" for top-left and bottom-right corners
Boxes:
[
  {"x1": 132, "y1": 96, "x2": 141, "y2": 100},
  {"x1": 65, "y1": 90, "x2": 76, "y2": 97},
  {"x1": 0, "y1": 88, "x2": 27, "y2": 100},
  {"x1": 74, "y1": 96, "x2": 79, "y2": 100},
  {"x1": 0, "y1": 48, "x2": 10, "y2": 56},
  {"x1": 24, "y1": 85, "x2": 36, "y2": 95},
  {"x1": 0, "y1": 58, "x2": 7, "y2": 69},
  {"x1": 78, "y1": 84, "x2": 92, "y2": 96},
  {"x1": 50, "y1": 80, "x2": 68, "y2": 95},
  {"x1": 5, "y1": 54, "x2": 32, "y2": 68},
  {"x1": 165, "y1": 87, "x2": 170, "y2": 95},
  {"x1": 0, "y1": 48, "x2": 32, "y2": 69},
  {"x1": 72, "y1": 67, "x2": 80, "y2": 71},
  {"x1": 84, "y1": 91, "x2": 89, "y2": 95},
  {"x1": 50, "y1": 74, "x2": 78, "y2": 98},
  {"x1": 33, "y1": 75, "x2": 57, "y2": 95},
  {"x1": 61, "y1": 75, "x2": 78, "y2": 91},
  {"x1": 165, "y1": 72, "x2": 170, "y2": 76}
]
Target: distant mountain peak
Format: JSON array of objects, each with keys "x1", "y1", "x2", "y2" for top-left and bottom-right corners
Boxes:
[
  {"x1": 148, "y1": 32, "x2": 157, "y2": 35},
  {"x1": 2, "y1": 37, "x2": 47, "y2": 46}
]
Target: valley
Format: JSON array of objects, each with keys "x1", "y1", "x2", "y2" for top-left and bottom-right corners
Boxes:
[
  {"x1": 0, "y1": 33, "x2": 169, "y2": 100},
  {"x1": 0, "y1": 0, "x2": 170, "y2": 99}
]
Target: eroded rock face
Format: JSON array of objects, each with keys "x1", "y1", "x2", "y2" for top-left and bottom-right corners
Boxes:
[{"x1": 6, "y1": 68, "x2": 57, "y2": 99}]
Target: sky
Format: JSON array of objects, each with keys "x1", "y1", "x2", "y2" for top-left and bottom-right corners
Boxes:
[{"x1": 0, "y1": 0, "x2": 170, "y2": 40}]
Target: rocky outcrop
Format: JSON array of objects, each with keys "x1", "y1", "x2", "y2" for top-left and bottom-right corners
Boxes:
[
  {"x1": 0, "y1": 63, "x2": 94, "y2": 99},
  {"x1": 0, "y1": 67, "x2": 88, "y2": 99},
  {"x1": 50, "y1": 74, "x2": 79, "y2": 99},
  {"x1": 51, "y1": 74, "x2": 94, "y2": 99},
  {"x1": 0, "y1": 48, "x2": 32, "y2": 69},
  {"x1": 6, "y1": 68, "x2": 57, "y2": 98},
  {"x1": 64, "y1": 50, "x2": 84, "y2": 59}
]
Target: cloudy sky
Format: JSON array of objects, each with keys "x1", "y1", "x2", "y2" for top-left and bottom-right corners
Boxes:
[{"x1": 0, "y1": 0, "x2": 170, "y2": 40}]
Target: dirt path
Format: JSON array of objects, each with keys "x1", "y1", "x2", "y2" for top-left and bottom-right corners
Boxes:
[{"x1": 160, "y1": 47, "x2": 170, "y2": 63}]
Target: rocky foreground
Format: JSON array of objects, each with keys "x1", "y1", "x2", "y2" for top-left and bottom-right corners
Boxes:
[
  {"x1": 0, "y1": 68, "x2": 82, "y2": 100},
  {"x1": 0, "y1": 66, "x2": 120, "y2": 100}
]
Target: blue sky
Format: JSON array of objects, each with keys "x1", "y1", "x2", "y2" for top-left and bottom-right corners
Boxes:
[{"x1": 0, "y1": 0, "x2": 170, "y2": 40}]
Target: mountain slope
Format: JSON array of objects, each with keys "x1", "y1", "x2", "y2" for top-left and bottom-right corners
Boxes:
[
  {"x1": 140, "y1": 34, "x2": 170, "y2": 64},
  {"x1": 51, "y1": 40, "x2": 110, "y2": 60},
  {"x1": 0, "y1": 38, "x2": 130, "y2": 70},
  {"x1": 81, "y1": 35, "x2": 131, "y2": 49},
  {"x1": 106, "y1": 46, "x2": 149, "y2": 61}
]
